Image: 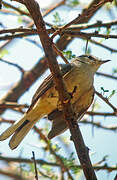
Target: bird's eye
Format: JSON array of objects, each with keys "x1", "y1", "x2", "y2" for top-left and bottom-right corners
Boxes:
[{"x1": 88, "y1": 55, "x2": 94, "y2": 60}]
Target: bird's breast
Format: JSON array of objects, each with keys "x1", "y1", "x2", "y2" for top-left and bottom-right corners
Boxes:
[{"x1": 64, "y1": 67, "x2": 94, "y2": 103}]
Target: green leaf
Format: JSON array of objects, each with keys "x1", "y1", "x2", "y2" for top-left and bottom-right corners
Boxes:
[
  {"x1": 51, "y1": 144, "x2": 61, "y2": 152},
  {"x1": 58, "y1": 152, "x2": 80, "y2": 174},
  {"x1": 0, "y1": 49, "x2": 9, "y2": 58},
  {"x1": 63, "y1": 50, "x2": 76, "y2": 60},
  {"x1": 18, "y1": 16, "x2": 23, "y2": 24},
  {"x1": 66, "y1": 0, "x2": 79, "y2": 7},
  {"x1": 112, "y1": 68, "x2": 117, "y2": 75},
  {"x1": 53, "y1": 12, "x2": 64, "y2": 26},
  {"x1": 108, "y1": 90, "x2": 116, "y2": 100},
  {"x1": 106, "y1": 28, "x2": 111, "y2": 35}
]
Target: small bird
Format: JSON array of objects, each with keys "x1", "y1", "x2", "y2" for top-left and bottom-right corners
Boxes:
[{"x1": 0, "y1": 55, "x2": 110, "y2": 149}]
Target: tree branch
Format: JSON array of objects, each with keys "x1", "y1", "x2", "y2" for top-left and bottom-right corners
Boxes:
[
  {"x1": 0, "y1": 154, "x2": 117, "y2": 172},
  {"x1": 23, "y1": 0, "x2": 97, "y2": 179},
  {"x1": 95, "y1": 90, "x2": 117, "y2": 113},
  {"x1": 51, "y1": 0, "x2": 113, "y2": 39}
]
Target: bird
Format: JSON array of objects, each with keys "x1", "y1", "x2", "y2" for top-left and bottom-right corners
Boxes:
[{"x1": 0, "y1": 54, "x2": 110, "y2": 149}]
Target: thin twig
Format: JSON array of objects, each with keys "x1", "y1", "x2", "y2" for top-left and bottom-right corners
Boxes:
[
  {"x1": 0, "y1": 154, "x2": 117, "y2": 172},
  {"x1": 34, "y1": 126, "x2": 74, "y2": 180},
  {"x1": 63, "y1": 20, "x2": 117, "y2": 31},
  {"x1": 0, "y1": 58, "x2": 25, "y2": 74},
  {"x1": 0, "y1": 40, "x2": 12, "y2": 50},
  {"x1": 51, "y1": 0, "x2": 113, "y2": 39},
  {"x1": 64, "y1": 31, "x2": 117, "y2": 39},
  {"x1": 32, "y1": 151, "x2": 38, "y2": 180},
  {"x1": 0, "y1": 102, "x2": 28, "y2": 110},
  {"x1": 52, "y1": 43, "x2": 69, "y2": 64},
  {"x1": 89, "y1": 39, "x2": 117, "y2": 53},
  {"x1": 80, "y1": 119, "x2": 117, "y2": 131},
  {"x1": 0, "y1": 169, "x2": 26, "y2": 180},
  {"x1": 85, "y1": 39, "x2": 89, "y2": 54},
  {"x1": 96, "y1": 72, "x2": 117, "y2": 80},
  {"x1": 87, "y1": 111, "x2": 117, "y2": 116},
  {"x1": 42, "y1": 0, "x2": 65, "y2": 17},
  {"x1": 95, "y1": 90, "x2": 117, "y2": 113},
  {"x1": 0, "y1": 155, "x2": 59, "y2": 167},
  {"x1": 2, "y1": 1, "x2": 30, "y2": 16},
  {"x1": 1, "y1": 29, "x2": 117, "y2": 42}
]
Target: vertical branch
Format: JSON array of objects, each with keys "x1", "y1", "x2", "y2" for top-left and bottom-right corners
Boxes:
[
  {"x1": 32, "y1": 151, "x2": 38, "y2": 180},
  {"x1": 23, "y1": 1, "x2": 98, "y2": 180}
]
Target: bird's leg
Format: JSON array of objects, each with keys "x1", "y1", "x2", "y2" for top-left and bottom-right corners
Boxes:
[{"x1": 69, "y1": 86, "x2": 77, "y2": 98}]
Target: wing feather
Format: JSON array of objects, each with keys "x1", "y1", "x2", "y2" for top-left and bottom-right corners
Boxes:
[{"x1": 27, "y1": 63, "x2": 73, "y2": 112}]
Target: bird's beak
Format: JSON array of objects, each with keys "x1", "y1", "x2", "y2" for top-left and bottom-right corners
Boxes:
[{"x1": 101, "y1": 60, "x2": 111, "y2": 64}]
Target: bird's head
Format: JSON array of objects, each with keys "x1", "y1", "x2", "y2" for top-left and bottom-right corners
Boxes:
[{"x1": 77, "y1": 54, "x2": 110, "y2": 72}]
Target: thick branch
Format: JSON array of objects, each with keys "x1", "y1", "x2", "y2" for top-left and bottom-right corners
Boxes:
[{"x1": 23, "y1": 0, "x2": 97, "y2": 179}]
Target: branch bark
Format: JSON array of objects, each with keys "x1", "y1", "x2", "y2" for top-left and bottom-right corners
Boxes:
[{"x1": 23, "y1": 0, "x2": 97, "y2": 179}]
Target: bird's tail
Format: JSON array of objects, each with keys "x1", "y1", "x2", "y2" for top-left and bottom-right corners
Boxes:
[{"x1": 0, "y1": 115, "x2": 38, "y2": 150}]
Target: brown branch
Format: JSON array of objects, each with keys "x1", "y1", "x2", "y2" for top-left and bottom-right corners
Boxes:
[
  {"x1": 64, "y1": 31, "x2": 117, "y2": 39},
  {"x1": 1, "y1": 28, "x2": 117, "y2": 43},
  {"x1": 0, "y1": 0, "x2": 108, "y2": 110},
  {"x1": 23, "y1": 0, "x2": 97, "y2": 179},
  {"x1": 12, "y1": 0, "x2": 25, "y2": 4},
  {"x1": 34, "y1": 126, "x2": 74, "y2": 180},
  {"x1": 0, "y1": 102, "x2": 28, "y2": 110},
  {"x1": 0, "y1": 154, "x2": 117, "y2": 172},
  {"x1": 0, "y1": 169, "x2": 27, "y2": 180},
  {"x1": 0, "y1": 28, "x2": 37, "y2": 35},
  {"x1": 1, "y1": 28, "x2": 117, "y2": 54},
  {"x1": 0, "y1": 58, "x2": 25, "y2": 74},
  {"x1": 52, "y1": 43, "x2": 69, "y2": 64},
  {"x1": 0, "y1": 40, "x2": 12, "y2": 50},
  {"x1": 32, "y1": 151, "x2": 38, "y2": 180},
  {"x1": 87, "y1": 111, "x2": 117, "y2": 116},
  {"x1": 93, "y1": 164, "x2": 117, "y2": 172},
  {"x1": 2, "y1": 1, "x2": 30, "y2": 16},
  {"x1": 95, "y1": 90, "x2": 117, "y2": 113},
  {"x1": 0, "y1": 118, "x2": 15, "y2": 124},
  {"x1": 42, "y1": 0, "x2": 65, "y2": 17},
  {"x1": 63, "y1": 20, "x2": 117, "y2": 31},
  {"x1": 80, "y1": 119, "x2": 117, "y2": 131},
  {"x1": 0, "y1": 35, "x2": 72, "y2": 116},
  {"x1": 0, "y1": 155, "x2": 59, "y2": 167},
  {"x1": 1, "y1": 18, "x2": 117, "y2": 35},
  {"x1": 89, "y1": 38, "x2": 117, "y2": 53},
  {"x1": 96, "y1": 72, "x2": 117, "y2": 80},
  {"x1": 0, "y1": 116, "x2": 117, "y2": 173},
  {"x1": 0, "y1": 0, "x2": 113, "y2": 179},
  {"x1": 51, "y1": 0, "x2": 113, "y2": 39},
  {"x1": 0, "y1": 32, "x2": 35, "y2": 40},
  {"x1": 23, "y1": 0, "x2": 66, "y2": 27}
]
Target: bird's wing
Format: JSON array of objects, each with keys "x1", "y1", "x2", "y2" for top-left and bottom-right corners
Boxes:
[
  {"x1": 27, "y1": 63, "x2": 73, "y2": 112},
  {"x1": 47, "y1": 87, "x2": 95, "y2": 139}
]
